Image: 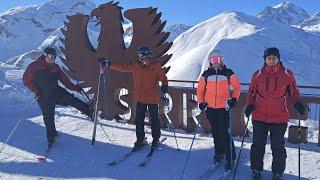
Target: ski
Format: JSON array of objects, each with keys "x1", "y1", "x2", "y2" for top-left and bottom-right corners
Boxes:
[
  {"x1": 36, "y1": 143, "x2": 54, "y2": 162},
  {"x1": 219, "y1": 169, "x2": 231, "y2": 180},
  {"x1": 219, "y1": 167, "x2": 237, "y2": 180},
  {"x1": 199, "y1": 161, "x2": 223, "y2": 179},
  {"x1": 36, "y1": 136, "x2": 58, "y2": 162},
  {"x1": 107, "y1": 144, "x2": 149, "y2": 166},
  {"x1": 138, "y1": 137, "x2": 167, "y2": 167}
]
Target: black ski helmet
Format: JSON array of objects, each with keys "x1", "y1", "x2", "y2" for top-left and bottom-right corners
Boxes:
[
  {"x1": 43, "y1": 47, "x2": 57, "y2": 56},
  {"x1": 137, "y1": 46, "x2": 152, "y2": 59},
  {"x1": 263, "y1": 47, "x2": 280, "y2": 60}
]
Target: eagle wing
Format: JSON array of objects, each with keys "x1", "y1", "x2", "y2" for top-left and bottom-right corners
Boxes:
[{"x1": 60, "y1": 14, "x2": 98, "y2": 94}]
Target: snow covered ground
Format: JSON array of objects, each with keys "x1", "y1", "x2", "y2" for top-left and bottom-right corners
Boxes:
[
  {"x1": 0, "y1": 103, "x2": 319, "y2": 180},
  {"x1": 0, "y1": 64, "x2": 319, "y2": 180},
  {"x1": 0, "y1": 38, "x2": 319, "y2": 180}
]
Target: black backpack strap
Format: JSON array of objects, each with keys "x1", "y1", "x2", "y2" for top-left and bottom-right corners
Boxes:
[
  {"x1": 225, "y1": 68, "x2": 234, "y2": 98},
  {"x1": 204, "y1": 75, "x2": 208, "y2": 89}
]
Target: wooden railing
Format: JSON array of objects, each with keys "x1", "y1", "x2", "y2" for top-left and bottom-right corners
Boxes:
[{"x1": 168, "y1": 80, "x2": 320, "y2": 146}]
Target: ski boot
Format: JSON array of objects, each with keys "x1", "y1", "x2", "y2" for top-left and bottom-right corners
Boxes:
[
  {"x1": 252, "y1": 169, "x2": 262, "y2": 180},
  {"x1": 151, "y1": 138, "x2": 160, "y2": 149},
  {"x1": 272, "y1": 173, "x2": 283, "y2": 180},
  {"x1": 133, "y1": 138, "x2": 148, "y2": 151},
  {"x1": 47, "y1": 134, "x2": 58, "y2": 148},
  {"x1": 213, "y1": 153, "x2": 224, "y2": 167}
]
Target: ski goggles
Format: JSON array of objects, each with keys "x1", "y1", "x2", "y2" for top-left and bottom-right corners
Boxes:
[{"x1": 209, "y1": 56, "x2": 222, "y2": 64}]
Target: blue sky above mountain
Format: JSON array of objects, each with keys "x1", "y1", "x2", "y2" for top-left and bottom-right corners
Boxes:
[{"x1": 1, "y1": 0, "x2": 319, "y2": 26}]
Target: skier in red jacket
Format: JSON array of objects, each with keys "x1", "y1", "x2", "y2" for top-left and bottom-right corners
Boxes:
[
  {"x1": 245, "y1": 47, "x2": 305, "y2": 180},
  {"x1": 23, "y1": 47, "x2": 93, "y2": 147}
]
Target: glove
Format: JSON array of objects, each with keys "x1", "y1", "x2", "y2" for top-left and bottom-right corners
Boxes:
[
  {"x1": 245, "y1": 104, "x2": 255, "y2": 118},
  {"x1": 160, "y1": 95, "x2": 169, "y2": 104},
  {"x1": 161, "y1": 84, "x2": 168, "y2": 94},
  {"x1": 227, "y1": 98, "x2": 237, "y2": 108},
  {"x1": 199, "y1": 103, "x2": 207, "y2": 111},
  {"x1": 74, "y1": 85, "x2": 83, "y2": 93},
  {"x1": 294, "y1": 101, "x2": 305, "y2": 115},
  {"x1": 35, "y1": 92, "x2": 40, "y2": 100},
  {"x1": 98, "y1": 58, "x2": 111, "y2": 68}
]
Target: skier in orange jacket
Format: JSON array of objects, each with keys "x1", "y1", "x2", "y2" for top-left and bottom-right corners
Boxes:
[{"x1": 197, "y1": 49, "x2": 241, "y2": 171}]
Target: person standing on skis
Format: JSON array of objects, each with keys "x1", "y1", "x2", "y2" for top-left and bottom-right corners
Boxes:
[
  {"x1": 196, "y1": 49, "x2": 241, "y2": 172},
  {"x1": 104, "y1": 46, "x2": 168, "y2": 150},
  {"x1": 23, "y1": 47, "x2": 93, "y2": 147},
  {"x1": 244, "y1": 47, "x2": 305, "y2": 180}
]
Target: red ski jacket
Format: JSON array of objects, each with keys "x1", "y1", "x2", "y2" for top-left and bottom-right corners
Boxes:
[
  {"x1": 247, "y1": 63, "x2": 301, "y2": 123},
  {"x1": 23, "y1": 56, "x2": 79, "y2": 96}
]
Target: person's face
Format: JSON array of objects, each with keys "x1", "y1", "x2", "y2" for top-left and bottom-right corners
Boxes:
[
  {"x1": 209, "y1": 55, "x2": 223, "y2": 70},
  {"x1": 265, "y1": 55, "x2": 279, "y2": 67},
  {"x1": 45, "y1": 54, "x2": 56, "y2": 64}
]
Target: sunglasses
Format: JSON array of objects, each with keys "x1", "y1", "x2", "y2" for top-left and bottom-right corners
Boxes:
[{"x1": 210, "y1": 56, "x2": 222, "y2": 64}]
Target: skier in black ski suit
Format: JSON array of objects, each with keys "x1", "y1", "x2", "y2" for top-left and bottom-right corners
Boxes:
[{"x1": 23, "y1": 47, "x2": 93, "y2": 147}]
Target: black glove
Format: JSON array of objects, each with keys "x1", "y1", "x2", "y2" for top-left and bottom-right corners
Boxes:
[
  {"x1": 98, "y1": 58, "x2": 111, "y2": 68},
  {"x1": 245, "y1": 104, "x2": 255, "y2": 118},
  {"x1": 161, "y1": 95, "x2": 169, "y2": 104},
  {"x1": 199, "y1": 103, "x2": 207, "y2": 111},
  {"x1": 227, "y1": 98, "x2": 237, "y2": 108},
  {"x1": 73, "y1": 85, "x2": 83, "y2": 93},
  {"x1": 161, "y1": 84, "x2": 168, "y2": 94},
  {"x1": 294, "y1": 101, "x2": 305, "y2": 115},
  {"x1": 35, "y1": 92, "x2": 40, "y2": 100}
]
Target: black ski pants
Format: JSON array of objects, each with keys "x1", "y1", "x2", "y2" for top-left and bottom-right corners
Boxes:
[
  {"x1": 37, "y1": 87, "x2": 90, "y2": 143},
  {"x1": 206, "y1": 108, "x2": 236, "y2": 164},
  {"x1": 135, "y1": 101, "x2": 161, "y2": 142},
  {"x1": 250, "y1": 120, "x2": 287, "y2": 174}
]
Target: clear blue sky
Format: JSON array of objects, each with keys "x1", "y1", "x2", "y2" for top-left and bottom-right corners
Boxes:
[{"x1": 0, "y1": 0, "x2": 319, "y2": 26}]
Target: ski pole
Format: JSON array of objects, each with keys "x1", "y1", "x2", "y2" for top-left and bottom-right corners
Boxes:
[
  {"x1": 91, "y1": 62, "x2": 104, "y2": 145},
  {"x1": 232, "y1": 116, "x2": 250, "y2": 180},
  {"x1": 102, "y1": 73, "x2": 108, "y2": 119},
  {"x1": 163, "y1": 93, "x2": 180, "y2": 151},
  {"x1": 84, "y1": 82, "x2": 113, "y2": 143},
  {"x1": 298, "y1": 119, "x2": 301, "y2": 180},
  {"x1": 81, "y1": 89, "x2": 91, "y2": 103},
  {"x1": 98, "y1": 71, "x2": 114, "y2": 143},
  {"x1": 98, "y1": 122, "x2": 114, "y2": 143},
  {"x1": 0, "y1": 100, "x2": 35, "y2": 154},
  {"x1": 76, "y1": 81, "x2": 93, "y2": 104},
  {"x1": 91, "y1": 58, "x2": 113, "y2": 145},
  {"x1": 180, "y1": 114, "x2": 202, "y2": 179},
  {"x1": 228, "y1": 107, "x2": 233, "y2": 170}
]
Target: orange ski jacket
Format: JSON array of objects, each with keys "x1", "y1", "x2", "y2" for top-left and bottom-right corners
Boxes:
[
  {"x1": 197, "y1": 66, "x2": 241, "y2": 109},
  {"x1": 109, "y1": 59, "x2": 168, "y2": 104}
]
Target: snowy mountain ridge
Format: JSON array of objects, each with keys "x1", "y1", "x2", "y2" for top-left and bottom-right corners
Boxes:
[
  {"x1": 257, "y1": 1, "x2": 310, "y2": 25},
  {"x1": 167, "y1": 11, "x2": 320, "y2": 86},
  {"x1": 0, "y1": 0, "x2": 96, "y2": 60},
  {"x1": 300, "y1": 12, "x2": 320, "y2": 34}
]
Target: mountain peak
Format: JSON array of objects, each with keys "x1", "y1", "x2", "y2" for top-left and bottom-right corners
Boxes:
[
  {"x1": 165, "y1": 24, "x2": 192, "y2": 42},
  {"x1": 257, "y1": 1, "x2": 309, "y2": 25},
  {"x1": 273, "y1": 1, "x2": 294, "y2": 9}
]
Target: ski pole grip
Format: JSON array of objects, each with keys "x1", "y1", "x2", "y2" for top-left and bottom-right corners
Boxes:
[{"x1": 98, "y1": 58, "x2": 109, "y2": 75}]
